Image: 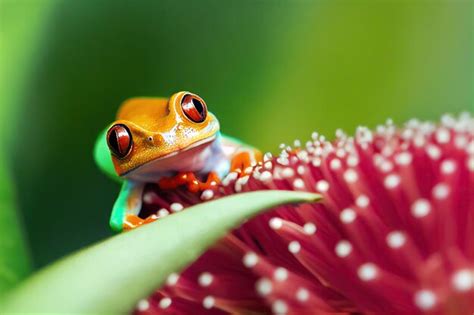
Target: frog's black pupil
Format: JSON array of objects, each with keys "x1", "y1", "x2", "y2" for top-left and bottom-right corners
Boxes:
[
  {"x1": 192, "y1": 98, "x2": 205, "y2": 117},
  {"x1": 108, "y1": 130, "x2": 120, "y2": 155}
]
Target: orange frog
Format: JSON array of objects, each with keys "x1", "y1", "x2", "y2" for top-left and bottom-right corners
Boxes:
[{"x1": 94, "y1": 91, "x2": 261, "y2": 232}]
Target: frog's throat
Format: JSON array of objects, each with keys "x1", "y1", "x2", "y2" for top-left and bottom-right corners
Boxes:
[{"x1": 120, "y1": 134, "x2": 218, "y2": 180}]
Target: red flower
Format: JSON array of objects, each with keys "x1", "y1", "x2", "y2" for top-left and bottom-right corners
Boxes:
[{"x1": 134, "y1": 114, "x2": 474, "y2": 315}]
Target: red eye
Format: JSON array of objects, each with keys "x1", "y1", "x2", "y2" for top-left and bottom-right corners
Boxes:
[
  {"x1": 107, "y1": 124, "x2": 132, "y2": 158},
  {"x1": 181, "y1": 94, "x2": 207, "y2": 123}
]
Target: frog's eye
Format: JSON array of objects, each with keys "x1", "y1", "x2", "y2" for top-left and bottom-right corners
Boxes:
[
  {"x1": 107, "y1": 124, "x2": 132, "y2": 158},
  {"x1": 181, "y1": 94, "x2": 207, "y2": 123}
]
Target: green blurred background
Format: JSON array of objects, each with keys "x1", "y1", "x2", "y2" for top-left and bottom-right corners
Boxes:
[{"x1": 1, "y1": 0, "x2": 472, "y2": 269}]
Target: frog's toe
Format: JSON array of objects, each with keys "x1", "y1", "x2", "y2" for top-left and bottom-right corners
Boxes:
[
  {"x1": 123, "y1": 214, "x2": 157, "y2": 231},
  {"x1": 230, "y1": 150, "x2": 263, "y2": 175},
  {"x1": 199, "y1": 172, "x2": 220, "y2": 191}
]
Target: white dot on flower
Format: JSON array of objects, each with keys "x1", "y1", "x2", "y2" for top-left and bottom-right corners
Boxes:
[
  {"x1": 357, "y1": 127, "x2": 373, "y2": 144},
  {"x1": 467, "y1": 141, "x2": 474, "y2": 154},
  {"x1": 411, "y1": 199, "x2": 431, "y2": 218},
  {"x1": 384, "y1": 174, "x2": 401, "y2": 189},
  {"x1": 136, "y1": 299, "x2": 149, "y2": 311},
  {"x1": 455, "y1": 135, "x2": 468, "y2": 148},
  {"x1": 330, "y1": 159, "x2": 342, "y2": 170},
  {"x1": 166, "y1": 273, "x2": 179, "y2": 286},
  {"x1": 436, "y1": 128, "x2": 450, "y2": 143},
  {"x1": 282, "y1": 167, "x2": 295, "y2": 178},
  {"x1": 269, "y1": 217, "x2": 283, "y2": 230},
  {"x1": 344, "y1": 169, "x2": 358, "y2": 183},
  {"x1": 274, "y1": 267, "x2": 288, "y2": 281},
  {"x1": 386, "y1": 231, "x2": 406, "y2": 248},
  {"x1": 316, "y1": 180, "x2": 330, "y2": 192},
  {"x1": 395, "y1": 152, "x2": 412, "y2": 165},
  {"x1": 414, "y1": 135, "x2": 426, "y2": 147},
  {"x1": 303, "y1": 222, "x2": 317, "y2": 234},
  {"x1": 380, "y1": 140, "x2": 393, "y2": 152},
  {"x1": 143, "y1": 192, "x2": 155, "y2": 204},
  {"x1": 312, "y1": 157, "x2": 322, "y2": 167},
  {"x1": 260, "y1": 171, "x2": 273, "y2": 182},
  {"x1": 203, "y1": 296, "x2": 215, "y2": 309},
  {"x1": 256, "y1": 278, "x2": 272, "y2": 296},
  {"x1": 159, "y1": 297, "x2": 172, "y2": 309},
  {"x1": 293, "y1": 178, "x2": 305, "y2": 189},
  {"x1": 336, "y1": 128, "x2": 345, "y2": 138},
  {"x1": 297, "y1": 165, "x2": 305, "y2": 175},
  {"x1": 379, "y1": 161, "x2": 394, "y2": 173},
  {"x1": 157, "y1": 208, "x2": 170, "y2": 217},
  {"x1": 468, "y1": 157, "x2": 474, "y2": 172},
  {"x1": 356, "y1": 195, "x2": 370, "y2": 208},
  {"x1": 243, "y1": 252, "x2": 258, "y2": 268},
  {"x1": 466, "y1": 140, "x2": 474, "y2": 154},
  {"x1": 441, "y1": 159, "x2": 457, "y2": 175},
  {"x1": 340, "y1": 208, "x2": 357, "y2": 224},
  {"x1": 452, "y1": 269, "x2": 474, "y2": 292},
  {"x1": 298, "y1": 151, "x2": 309, "y2": 162},
  {"x1": 222, "y1": 172, "x2": 238, "y2": 186},
  {"x1": 201, "y1": 189, "x2": 214, "y2": 200},
  {"x1": 401, "y1": 128, "x2": 413, "y2": 139},
  {"x1": 426, "y1": 145, "x2": 441, "y2": 160},
  {"x1": 234, "y1": 175, "x2": 249, "y2": 192},
  {"x1": 441, "y1": 114, "x2": 456, "y2": 127},
  {"x1": 335, "y1": 240, "x2": 352, "y2": 258},
  {"x1": 288, "y1": 241, "x2": 301, "y2": 254},
  {"x1": 198, "y1": 272, "x2": 213, "y2": 287},
  {"x1": 433, "y1": 183, "x2": 449, "y2": 199},
  {"x1": 358, "y1": 263, "x2": 378, "y2": 281},
  {"x1": 170, "y1": 203, "x2": 184, "y2": 212},
  {"x1": 296, "y1": 288, "x2": 310, "y2": 302},
  {"x1": 336, "y1": 148, "x2": 346, "y2": 158},
  {"x1": 414, "y1": 290, "x2": 436, "y2": 310},
  {"x1": 347, "y1": 155, "x2": 359, "y2": 167},
  {"x1": 272, "y1": 300, "x2": 288, "y2": 315}
]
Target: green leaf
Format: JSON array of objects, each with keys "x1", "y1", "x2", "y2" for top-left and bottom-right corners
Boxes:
[
  {"x1": 0, "y1": 157, "x2": 30, "y2": 296},
  {"x1": 0, "y1": 190, "x2": 321, "y2": 314}
]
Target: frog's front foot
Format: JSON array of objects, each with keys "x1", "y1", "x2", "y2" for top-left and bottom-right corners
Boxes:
[
  {"x1": 123, "y1": 214, "x2": 157, "y2": 231},
  {"x1": 158, "y1": 171, "x2": 221, "y2": 193},
  {"x1": 157, "y1": 172, "x2": 201, "y2": 193},
  {"x1": 230, "y1": 150, "x2": 263, "y2": 176}
]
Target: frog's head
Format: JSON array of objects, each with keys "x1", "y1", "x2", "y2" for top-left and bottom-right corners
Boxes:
[{"x1": 106, "y1": 91, "x2": 220, "y2": 180}]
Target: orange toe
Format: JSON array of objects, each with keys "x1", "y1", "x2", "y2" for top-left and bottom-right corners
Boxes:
[{"x1": 230, "y1": 150, "x2": 263, "y2": 175}]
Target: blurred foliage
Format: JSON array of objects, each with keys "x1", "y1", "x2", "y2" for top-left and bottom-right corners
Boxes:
[
  {"x1": 1, "y1": 0, "x2": 472, "y2": 268},
  {"x1": 0, "y1": 0, "x2": 56, "y2": 293}
]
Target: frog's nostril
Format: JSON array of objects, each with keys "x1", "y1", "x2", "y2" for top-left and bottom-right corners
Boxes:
[{"x1": 147, "y1": 134, "x2": 164, "y2": 145}]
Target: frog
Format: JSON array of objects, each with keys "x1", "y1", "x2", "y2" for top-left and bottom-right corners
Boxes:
[{"x1": 94, "y1": 91, "x2": 262, "y2": 232}]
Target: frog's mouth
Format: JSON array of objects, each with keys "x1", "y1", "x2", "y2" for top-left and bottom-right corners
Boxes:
[{"x1": 122, "y1": 135, "x2": 217, "y2": 182}]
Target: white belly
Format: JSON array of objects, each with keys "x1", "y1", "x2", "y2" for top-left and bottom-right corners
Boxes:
[{"x1": 123, "y1": 137, "x2": 230, "y2": 182}]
